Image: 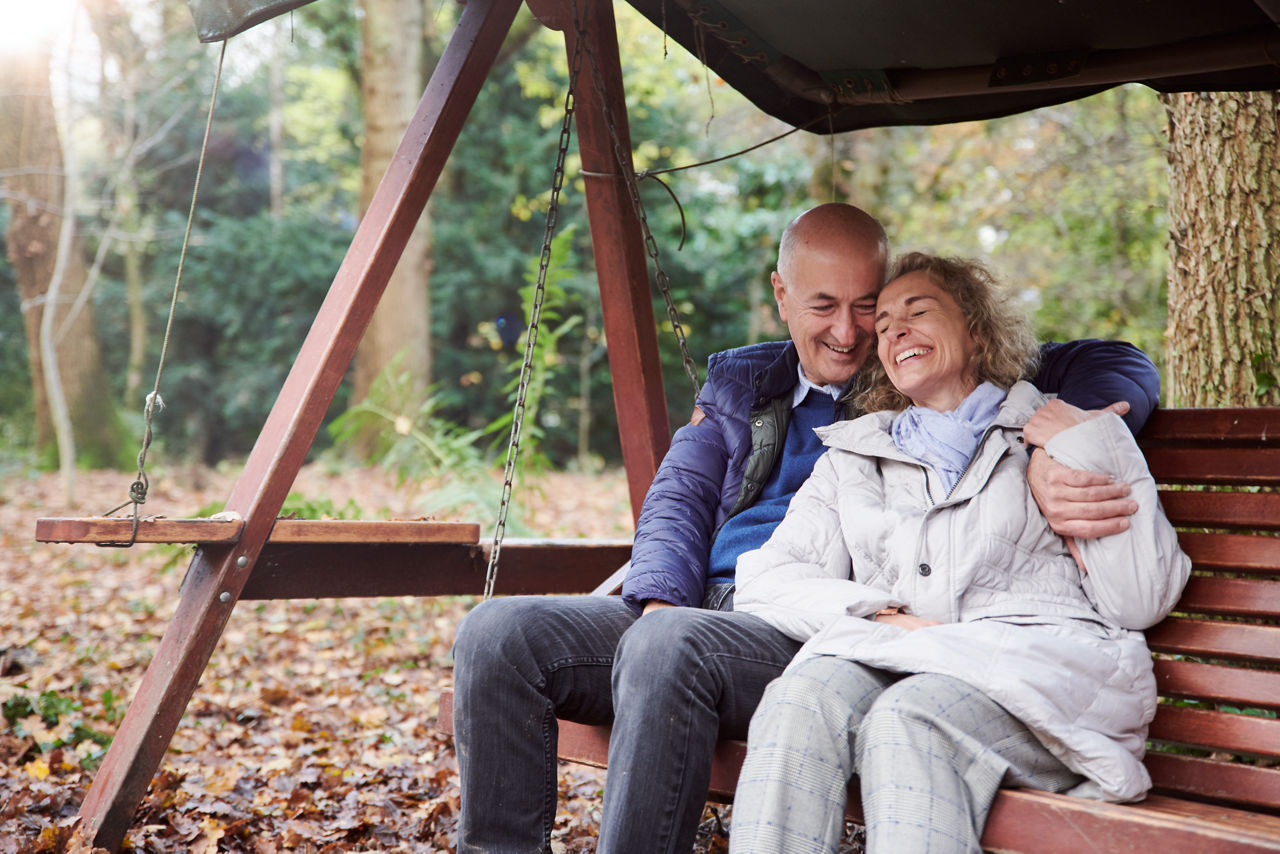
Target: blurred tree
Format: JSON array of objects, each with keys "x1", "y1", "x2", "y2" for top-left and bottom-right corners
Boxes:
[
  {"x1": 351, "y1": 0, "x2": 432, "y2": 409},
  {"x1": 816, "y1": 85, "x2": 1169, "y2": 371},
  {"x1": 82, "y1": 0, "x2": 148, "y2": 404},
  {"x1": 0, "y1": 42, "x2": 127, "y2": 476},
  {"x1": 1163, "y1": 90, "x2": 1280, "y2": 407}
]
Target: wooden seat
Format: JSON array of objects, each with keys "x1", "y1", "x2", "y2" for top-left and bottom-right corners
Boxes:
[
  {"x1": 437, "y1": 406, "x2": 1280, "y2": 851},
  {"x1": 35, "y1": 516, "x2": 481, "y2": 545},
  {"x1": 35, "y1": 516, "x2": 631, "y2": 599}
]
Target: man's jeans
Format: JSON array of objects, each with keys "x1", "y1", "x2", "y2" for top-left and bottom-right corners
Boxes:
[{"x1": 451, "y1": 586, "x2": 801, "y2": 853}]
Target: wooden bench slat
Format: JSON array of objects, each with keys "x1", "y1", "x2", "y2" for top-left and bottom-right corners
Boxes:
[
  {"x1": 1146, "y1": 752, "x2": 1280, "y2": 811},
  {"x1": 1175, "y1": 576, "x2": 1280, "y2": 618},
  {"x1": 984, "y1": 790, "x2": 1280, "y2": 853},
  {"x1": 270, "y1": 519, "x2": 481, "y2": 543},
  {"x1": 1144, "y1": 447, "x2": 1280, "y2": 486},
  {"x1": 35, "y1": 517, "x2": 245, "y2": 544},
  {"x1": 1150, "y1": 705, "x2": 1280, "y2": 760},
  {"x1": 1178, "y1": 532, "x2": 1280, "y2": 574},
  {"x1": 1154, "y1": 658, "x2": 1280, "y2": 711},
  {"x1": 1158, "y1": 491, "x2": 1280, "y2": 532},
  {"x1": 34, "y1": 517, "x2": 482, "y2": 545},
  {"x1": 1138, "y1": 408, "x2": 1280, "y2": 443},
  {"x1": 1146, "y1": 617, "x2": 1280, "y2": 663}
]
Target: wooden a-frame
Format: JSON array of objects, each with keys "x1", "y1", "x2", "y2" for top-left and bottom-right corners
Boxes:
[{"x1": 59, "y1": 1, "x2": 665, "y2": 847}]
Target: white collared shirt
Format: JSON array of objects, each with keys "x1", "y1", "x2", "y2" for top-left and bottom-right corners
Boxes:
[{"x1": 793, "y1": 365, "x2": 845, "y2": 408}]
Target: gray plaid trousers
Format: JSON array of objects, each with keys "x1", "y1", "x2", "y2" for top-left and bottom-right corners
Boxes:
[{"x1": 729, "y1": 657, "x2": 1081, "y2": 853}]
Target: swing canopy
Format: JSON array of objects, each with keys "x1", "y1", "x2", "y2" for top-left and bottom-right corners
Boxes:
[
  {"x1": 624, "y1": 0, "x2": 1280, "y2": 132},
  {"x1": 196, "y1": 0, "x2": 1280, "y2": 132}
]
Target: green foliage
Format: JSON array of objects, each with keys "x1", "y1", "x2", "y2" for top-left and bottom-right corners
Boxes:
[
  {"x1": 2, "y1": 695, "x2": 34, "y2": 727},
  {"x1": 278, "y1": 492, "x2": 363, "y2": 520},
  {"x1": 2, "y1": 688, "x2": 114, "y2": 769},
  {"x1": 483, "y1": 226, "x2": 584, "y2": 473},
  {"x1": 9, "y1": 3, "x2": 1180, "y2": 474},
  {"x1": 1253, "y1": 353, "x2": 1277, "y2": 398},
  {"x1": 95, "y1": 207, "x2": 352, "y2": 463},
  {"x1": 329, "y1": 354, "x2": 487, "y2": 484},
  {"x1": 326, "y1": 354, "x2": 514, "y2": 524},
  {"x1": 0, "y1": 207, "x2": 35, "y2": 456}
]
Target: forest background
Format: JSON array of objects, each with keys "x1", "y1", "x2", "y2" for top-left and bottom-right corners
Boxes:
[{"x1": 2, "y1": 0, "x2": 1184, "y2": 504}]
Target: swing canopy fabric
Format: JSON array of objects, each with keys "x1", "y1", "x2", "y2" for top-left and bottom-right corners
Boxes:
[
  {"x1": 623, "y1": 0, "x2": 1280, "y2": 133},
  {"x1": 193, "y1": 0, "x2": 1280, "y2": 130}
]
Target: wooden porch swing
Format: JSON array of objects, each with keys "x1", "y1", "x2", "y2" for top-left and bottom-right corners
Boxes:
[{"x1": 33, "y1": 0, "x2": 1280, "y2": 850}]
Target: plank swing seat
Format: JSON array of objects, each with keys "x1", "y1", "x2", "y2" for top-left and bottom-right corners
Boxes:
[
  {"x1": 33, "y1": 515, "x2": 631, "y2": 600},
  {"x1": 437, "y1": 405, "x2": 1280, "y2": 853},
  {"x1": 32, "y1": 0, "x2": 1280, "y2": 850}
]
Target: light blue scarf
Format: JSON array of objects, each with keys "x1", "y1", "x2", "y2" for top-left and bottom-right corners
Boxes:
[{"x1": 891, "y1": 382, "x2": 1008, "y2": 494}]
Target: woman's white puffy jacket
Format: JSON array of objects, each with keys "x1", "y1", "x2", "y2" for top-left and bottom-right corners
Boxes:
[{"x1": 735, "y1": 381, "x2": 1191, "y2": 802}]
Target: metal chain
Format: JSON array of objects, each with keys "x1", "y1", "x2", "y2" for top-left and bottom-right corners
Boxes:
[
  {"x1": 101, "y1": 40, "x2": 228, "y2": 547},
  {"x1": 577, "y1": 10, "x2": 701, "y2": 399},
  {"x1": 482, "y1": 30, "x2": 584, "y2": 600}
]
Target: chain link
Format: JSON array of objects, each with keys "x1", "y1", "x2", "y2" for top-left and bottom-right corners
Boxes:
[
  {"x1": 482, "y1": 27, "x2": 584, "y2": 600},
  {"x1": 485, "y1": 2, "x2": 705, "y2": 596}
]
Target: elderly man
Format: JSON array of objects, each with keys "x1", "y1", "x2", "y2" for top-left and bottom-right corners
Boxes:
[{"x1": 451, "y1": 203, "x2": 1158, "y2": 854}]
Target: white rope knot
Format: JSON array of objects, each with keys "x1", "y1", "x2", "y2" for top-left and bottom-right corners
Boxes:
[{"x1": 145, "y1": 391, "x2": 166, "y2": 416}]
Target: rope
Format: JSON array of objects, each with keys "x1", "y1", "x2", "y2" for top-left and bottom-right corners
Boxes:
[
  {"x1": 101, "y1": 40, "x2": 228, "y2": 547},
  {"x1": 641, "y1": 113, "x2": 831, "y2": 177}
]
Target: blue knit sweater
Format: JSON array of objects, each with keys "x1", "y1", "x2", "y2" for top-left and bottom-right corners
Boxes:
[{"x1": 706, "y1": 389, "x2": 836, "y2": 582}]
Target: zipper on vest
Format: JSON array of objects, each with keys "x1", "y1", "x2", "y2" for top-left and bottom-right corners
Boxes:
[{"x1": 944, "y1": 422, "x2": 1003, "y2": 501}]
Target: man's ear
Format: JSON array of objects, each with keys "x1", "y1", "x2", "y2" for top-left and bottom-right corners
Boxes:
[{"x1": 770, "y1": 271, "x2": 788, "y2": 322}]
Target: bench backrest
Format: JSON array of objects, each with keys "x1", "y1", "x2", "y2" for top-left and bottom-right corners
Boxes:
[{"x1": 1135, "y1": 408, "x2": 1280, "y2": 814}]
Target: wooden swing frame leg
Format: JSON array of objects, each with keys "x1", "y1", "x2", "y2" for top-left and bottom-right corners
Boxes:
[
  {"x1": 77, "y1": 0, "x2": 668, "y2": 847},
  {"x1": 77, "y1": 0, "x2": 524, "y2": 847},
  {"x1": 555, "y1": 0, "x2": 672, "y2": 512}
]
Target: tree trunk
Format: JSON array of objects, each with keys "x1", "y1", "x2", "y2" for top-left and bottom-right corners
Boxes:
[
  {"x1": 1163, "y1": 91, "x2": 1280, "y2": 407},
  {"x1": 353, "y1": 0, "x2": 432, "y2": 405},
  {"x1": 83, "y1": 0, "x2": 148, "y2": 406},
  {"x1": 0, "y1": 46, "x2": 126, "y2": 473}
]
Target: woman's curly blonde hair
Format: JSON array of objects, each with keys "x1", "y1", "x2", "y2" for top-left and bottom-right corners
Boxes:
[{"x1": 854, "y1": 252, "x2": 1039, "y2": 413}]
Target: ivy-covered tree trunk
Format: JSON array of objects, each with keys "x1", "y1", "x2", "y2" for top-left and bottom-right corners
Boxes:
[
  {"x1": 1163, "y1": 91, "x2": 1280, "y2": 407},
  {"x1": 0, "y1": 47, "x2": 127, "y2": 471},
  {"x1": 352, "y1": 0, "x2": 432, "y2": 405}
]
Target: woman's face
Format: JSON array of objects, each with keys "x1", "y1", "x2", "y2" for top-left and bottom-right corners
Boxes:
[{"x1": 875, "y1": 271, "x2": 978, "y2": 411}]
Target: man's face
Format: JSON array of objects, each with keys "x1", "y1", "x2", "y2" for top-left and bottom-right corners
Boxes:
[{"x1": 771, "y1": 244, "x2": 883, "y2": 387}]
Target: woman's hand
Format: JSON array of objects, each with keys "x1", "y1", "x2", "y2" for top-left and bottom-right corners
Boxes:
[
  {"x1": 873, "y1": 612, "x2": 941, "y2": 631},
  {"x1": 1023, "y1": 399, "x2": 1129, "y2": 447},
  {"x1": 1025, "y1": 400, "x2": 1139, "y2": 540}
]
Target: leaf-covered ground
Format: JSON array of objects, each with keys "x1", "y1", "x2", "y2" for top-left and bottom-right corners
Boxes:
[{"x1": 0, "y1": 464, "x2": 742, "y2": 852}]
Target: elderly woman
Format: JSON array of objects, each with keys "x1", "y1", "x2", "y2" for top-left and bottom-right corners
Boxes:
[{"x1": 729, "y1": 253, "x2": 1190, "y2": 854}]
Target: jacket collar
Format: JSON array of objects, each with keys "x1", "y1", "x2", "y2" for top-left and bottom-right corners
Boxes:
[{"x1": 751, "y1": 341, "x2": 802, "y2": 408}]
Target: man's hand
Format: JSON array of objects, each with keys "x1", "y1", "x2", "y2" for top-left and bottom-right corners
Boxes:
[
  {"x1": 1025, "y1": 398, "x2": 1139, "y2": 540},
  {"x1": 642, "y1": 599, "x2": 675, "y2": 616}
]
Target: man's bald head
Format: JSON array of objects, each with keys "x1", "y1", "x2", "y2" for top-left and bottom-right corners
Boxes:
[{"x1": 777, "y1": 203, "x2": 888, "y2": 283}]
